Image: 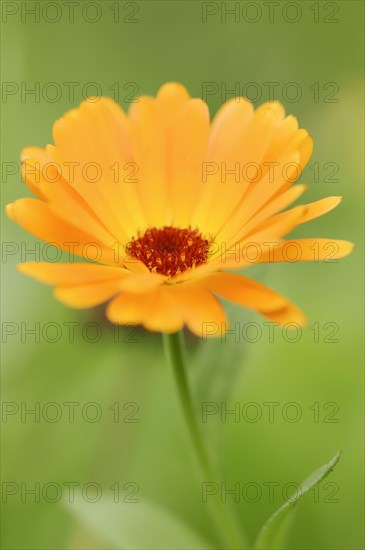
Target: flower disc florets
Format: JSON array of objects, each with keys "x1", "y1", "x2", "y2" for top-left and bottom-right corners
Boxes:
[{"x1": 126, "y1": 226, "x2": 210, "y2": 277}]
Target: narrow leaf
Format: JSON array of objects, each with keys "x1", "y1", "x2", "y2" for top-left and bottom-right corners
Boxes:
[{"x1": 254, "y1": 452, "x2": 341, "y2": 549}]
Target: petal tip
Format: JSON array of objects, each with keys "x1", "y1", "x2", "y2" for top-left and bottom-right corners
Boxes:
[
  {"x1": 5, "y1": 203, "x2": 15, "y2": 220},
  {"x1": 158, "y1": 81, "x2": 189, "y2": 96}
]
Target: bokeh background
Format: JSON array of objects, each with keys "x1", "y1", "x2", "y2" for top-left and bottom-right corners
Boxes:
[{"x1": 1, "y1": 1, "x2": 364, "y2": 548}]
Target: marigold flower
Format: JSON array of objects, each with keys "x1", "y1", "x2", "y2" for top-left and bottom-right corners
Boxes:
[{"x1": 7, "y1": 83, "x2": 353, "y2": 336}]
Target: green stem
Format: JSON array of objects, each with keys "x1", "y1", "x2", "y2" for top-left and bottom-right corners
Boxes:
[{"x1": 163, "y1": 331, "x2": 249, "y2": 549}]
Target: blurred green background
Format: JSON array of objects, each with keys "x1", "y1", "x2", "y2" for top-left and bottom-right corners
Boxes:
[{"x1": 1, "y1": 1, "x2": 364, "y2": 548}]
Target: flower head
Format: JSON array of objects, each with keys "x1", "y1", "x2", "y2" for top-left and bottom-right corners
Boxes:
[{"x1": 7, "y1": 83, "x2": 353, "y2": 336}]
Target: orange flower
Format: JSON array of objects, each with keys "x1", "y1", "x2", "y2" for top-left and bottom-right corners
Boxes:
[{"x1": 7, "y1": 83, "x2": 353, "y2": 336}]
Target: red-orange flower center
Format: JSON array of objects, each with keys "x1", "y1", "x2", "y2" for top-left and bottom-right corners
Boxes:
[{"x1": 126, "y1": 226, "x2": 210, "y2": 277}]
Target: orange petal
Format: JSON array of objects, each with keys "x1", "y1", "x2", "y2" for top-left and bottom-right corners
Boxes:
[
  {"x1": 107, "y1": 289, "x2": 160, "y2": 326},
  {"x1": 207, "y1": 97, "x2": 254, "y2": 162},
  {"x1": 260, "y1": 301, "x2": 307, "y2": 326},
  {"x1": 202, "y1": 271, "x2": 306, "y2": 325},
  {"x1": 54, "y1": 280, "x2": 124, "y2": 308},
  {"x1": 262, "y1": 113, "x2": 312, "y2": 174},
  {"x1": 156, "y1": 82, "x2": 191, "y2": 130},
  {"x1": 168, "y1": 98, "x2": 210, "y2": 226},
  {"x1": 129, "y1": 97, "x2": 168, "y2": 226},
  {"x1": 298, "y1": 134, "x2": 314, "y2": 173},
  {"x1": 117, "y1": 272, "x2": 165, "y2": 294},
  {"x1": 299, "y1": 196, "x2": 342, "y2": 224},
  {"x1": 6, "y1": 199, "x2": 117, "y2": 265},
  {"x1": 144, "y1": 286, "x2": 184, "y2": 333},
  {"x1": 21, "y1": 147, "x2": 49, "y2": 199},
  {"x1": 203, "y1": 272, "x2": 287, "y2": 311},
  {"x1": 196, "y1": 103, "x2": 278, "y2": 233},
  {"x1": 17, "y1": 262, "x2": 129, "y2": 284},
  {"x1": 21, "y1": 158, "x2": 119, "y2": 247},
  {"x1": 17, "y1": 261, "x2": 129, "y2": 307},
  {"x1": 218, "y1": 183, "x2": 308, "y2": 249},
  {"x1": 51, "y1": 97, "x2": 145, "y2": 240},
  {"x1": 258, "y1": 238, "x2": 354, "y2": 263},
  {"x1": 192, "y1": 98, "x2": 254, "y2": 231},
  {"x1": 219, "y1": 238, "x2": 354, "y2": 270},
  {"x1": 172, "y1": 281, "x2": 228, "y2": 337},
  {"x1": 107, "y1": 280, "x2": 228, "y2": 338},
  {"x1": 243, "y1": 205, "x2": 306, "y2": 242},
  {"x1": 18, "y1": 262, "x2": 164, "y2": 308}
]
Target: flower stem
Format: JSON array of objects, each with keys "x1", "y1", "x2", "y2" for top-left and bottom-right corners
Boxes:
[{"x1": 163, "y1": 331, "x2": 248, "y2": 549}]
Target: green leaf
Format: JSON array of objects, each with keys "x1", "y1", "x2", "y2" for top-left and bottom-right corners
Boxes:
[
  {"x1": 254, "y1": 452, "x2": 341, "y2": 549},
  {"x1": 65, "y1": 493, "x2": 213, "y2": 549}
]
